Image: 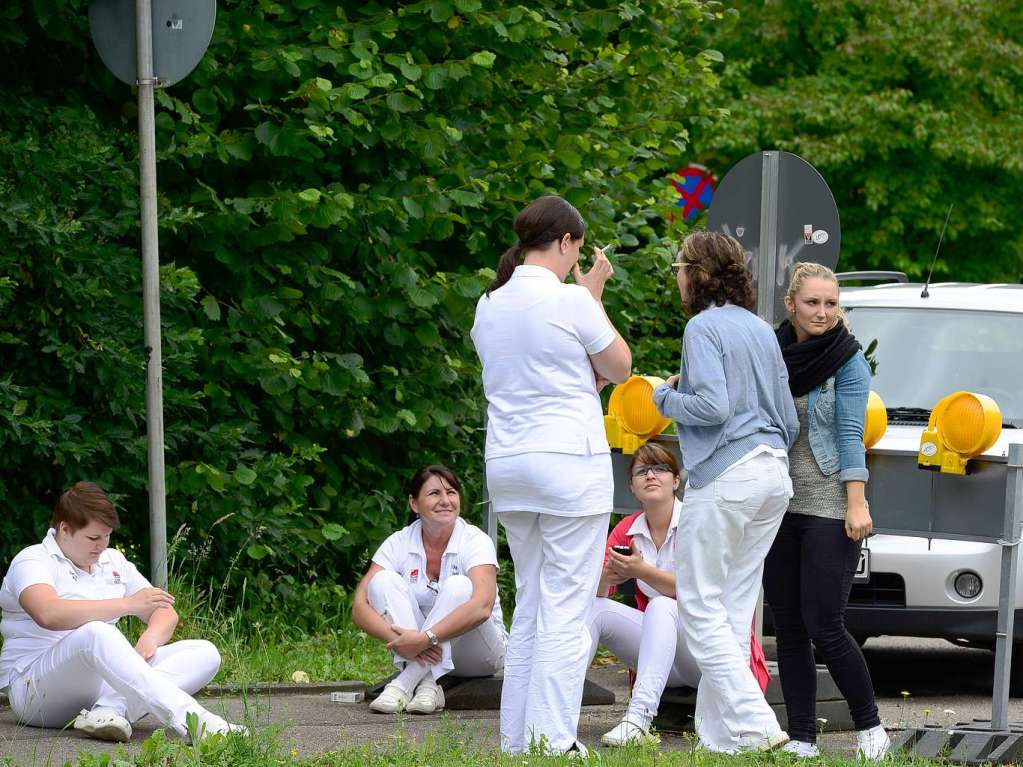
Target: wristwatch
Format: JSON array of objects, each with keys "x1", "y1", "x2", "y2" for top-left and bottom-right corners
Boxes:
[{"x1": 425, "y1": 629, "x2": 440, "y2": 647}]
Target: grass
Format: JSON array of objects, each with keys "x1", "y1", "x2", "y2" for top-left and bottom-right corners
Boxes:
[{"x1": 0, "y1": 717, "x2": 938, "y2": 767}]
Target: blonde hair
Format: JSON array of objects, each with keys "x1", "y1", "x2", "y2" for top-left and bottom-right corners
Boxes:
[{"x1": 785, "y1": 262, "x2": 846, "y2": 327}]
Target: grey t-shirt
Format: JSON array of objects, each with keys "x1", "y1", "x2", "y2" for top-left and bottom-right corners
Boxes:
[{"x1": 788, "y1": 394, "x2": 846, "y2": 519}]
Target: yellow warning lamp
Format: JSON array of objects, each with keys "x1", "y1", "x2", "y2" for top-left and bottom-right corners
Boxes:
[
  {"x1": 918, "y1": 392, "x2": 1002, "y2": 475},
  {"x1": 604, "y1": 376, "x2": 672, "y2": 454},
  {"x1": 863, "y1": 391, "x2": 888, "y2": 449}
]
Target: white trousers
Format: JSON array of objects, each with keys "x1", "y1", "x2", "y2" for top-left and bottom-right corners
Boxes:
[
  {"x1": 366, "y1": 570, "x2": 506, "y2": 691},
  {"x1": 587, "y1": 596, "x2": 700, "y2": 722},
  {"x1": 675, "y1": 451, "x2": 793, "y2": 752},
  {"x1": 8, "y1": 621, "x2": 222, "y2": 737},
  {"x1": 498, "y1": 510, "x2": 610, "y2": 754}
]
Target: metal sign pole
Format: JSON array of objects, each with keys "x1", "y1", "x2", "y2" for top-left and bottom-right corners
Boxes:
[
  {"x1": 136, "y1": 0, "x2": 168, "y2": 588},
  {"x1": 756, "y1": 151, "x2": 780, "y2": 326},
  {"x1": 992, "y1": 443, "x2": 1023, "y2": 730}
]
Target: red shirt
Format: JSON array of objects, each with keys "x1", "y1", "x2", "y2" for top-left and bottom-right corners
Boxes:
[{"x1": 604, "y1": 512, "x2": 771, "y2": 693}]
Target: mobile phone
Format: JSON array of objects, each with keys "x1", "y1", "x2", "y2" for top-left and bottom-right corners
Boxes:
[{"x1": 611, "y1": 544, "x2": 632, "y2": 556}]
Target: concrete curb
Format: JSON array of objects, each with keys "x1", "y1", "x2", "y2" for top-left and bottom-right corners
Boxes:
[
  {"x1": 201, "y1": 680, "x2": 368, "y2": 697},
  {"x1": 0, "y1": 681, "x2": 369, "y2": 709}
]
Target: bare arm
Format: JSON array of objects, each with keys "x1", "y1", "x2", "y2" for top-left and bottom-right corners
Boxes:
[
  {"x1": 844, "y1": 480, "x2": 872, "y2": 541},
  {"x1": 19, "y1": 583, "x2": 175, "y2": 632},
  {"x1": 135, "y1": 606, "x2": 179, "y2": 660}
]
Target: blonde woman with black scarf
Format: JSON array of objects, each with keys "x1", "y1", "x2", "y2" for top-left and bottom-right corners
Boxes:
[{"x1": 764, "y1": 262, "x2": 889, "y2": 760}]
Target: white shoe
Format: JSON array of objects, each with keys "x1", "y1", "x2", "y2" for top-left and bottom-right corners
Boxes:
[
  {"x1": 857, "y1": 725, "x2": 891, "y2": 760},
  {"x1": 369, "y1": 681, "x2": 410, "y2": 714},
  {"x1": 783, "y1": 740, "x2": 820, "y2": 758},
  {"x1": 564, "y1": 741, "x2": 589, "y2": 758},
  {"x1": 738, "y1": 730, "x2": 790, "y2": 752},
  {"x1": 405, "y1": 678, "x2": 445, "y2": 714},
  {"x1": 73, "y1": 707, "x2": 132, "y2": 742},
  {"x1": 600, "y1": 716, "x2": 658, "y2": 747}
]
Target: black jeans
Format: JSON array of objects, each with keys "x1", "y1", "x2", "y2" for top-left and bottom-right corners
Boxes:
[{"x1": 763, "y1": 513, "x2": 881, "y2": 742}]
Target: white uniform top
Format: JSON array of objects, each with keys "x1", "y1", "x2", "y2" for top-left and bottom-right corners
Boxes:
[
  {"x1": 0, "y1": 529, "x2": 150, "y2": 690},
  {"x1": 471, "y1": 265, "x2": 615, "y2": 460},
  {"x1": 628, "y1": 500, "x2": 682, "y2": 602},
  {"x1": 371, "y1": 517, "x2": 505, "y2": 633}
]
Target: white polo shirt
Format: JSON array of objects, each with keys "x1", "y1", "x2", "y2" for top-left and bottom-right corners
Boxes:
[
  {"x1": 371, "y1": 518, "x2": 505, "y2": 633},
  {"x1": 471, "y1": 265, "x2": 615, "y2": 459},
  {"x1": 628, "y1": 500, "x2": 682, "y2": 602},
  {"x1": 0, "y1": 529, "x2": 150, "y2": 690}
]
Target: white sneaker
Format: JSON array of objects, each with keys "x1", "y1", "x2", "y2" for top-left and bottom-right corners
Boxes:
[
  {"x1": 564, "y1": 741, "x2": 589, "y2": 758},
  {"x1": 857, "y1": 725, "x2": 891, "y2": 760},
  {"x1": 600, "y1": 715, "x2": 659, "y2": 747},
  {"x1": 738, "y1": 730, "x2": 790, "y2": 752},
  {"x1": 405, "y1": 678, "x2": 445, "y2": 714},
  {"x1": 72, "y1": 707, "x2": 132, "y2": 742},
  {"x1": 783, "y1": 740, "x2": 820, "y2": 758},
  {"x1": 369, "y1": 681, "x2": 410, "y2": 714}
]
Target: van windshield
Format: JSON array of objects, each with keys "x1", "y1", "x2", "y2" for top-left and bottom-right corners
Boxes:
[{"x1": 844, "y1": 307, "x2": 1023, "y2": 426}]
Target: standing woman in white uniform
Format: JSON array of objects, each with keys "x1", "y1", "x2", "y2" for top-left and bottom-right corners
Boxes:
[
  {"x1": 653, "y1": 232, "x2": 799, "y2": 753},
  {"x1": 0, "y1": 482, "x2": 244, "y2": 742},
  {"x1": 352, "y1": 465, "x2": 506, "y2": 715},
  {"x1": 471, "y1": 195, "x2": 632, "y2": 755}
]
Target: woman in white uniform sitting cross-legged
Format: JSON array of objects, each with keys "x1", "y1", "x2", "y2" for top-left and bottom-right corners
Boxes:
[
  {"x1": 0, "y1": 482, "x2": 244, "y2": 743},
  {"x1": 352, "y1": 465, "x2": 507, "y2": 715},
  {"x1": 587, "y1": 442, "x2": 771, "y2": 747}
]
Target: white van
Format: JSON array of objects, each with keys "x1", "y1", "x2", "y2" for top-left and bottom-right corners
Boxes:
[{"x1": 835, "y1": 278, "x2": 1023, "y2": 691}]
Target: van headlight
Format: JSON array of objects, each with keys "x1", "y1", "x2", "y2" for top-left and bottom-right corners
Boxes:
[{"x1": 954, "y1": 571, "x2": 982, "y2": 599}]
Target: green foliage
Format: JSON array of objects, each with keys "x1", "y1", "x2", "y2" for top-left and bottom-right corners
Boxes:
[
  {"x1": 0, "y1": 2, "x2": 723, "y2": 590},
  {"x1": 696, "y1": 0, "x2": 1023, "y2": 282}
]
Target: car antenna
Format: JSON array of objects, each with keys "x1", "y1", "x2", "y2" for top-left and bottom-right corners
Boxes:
[{"x1": 921, "y1": 203, "x2": 953, "y2": 299}]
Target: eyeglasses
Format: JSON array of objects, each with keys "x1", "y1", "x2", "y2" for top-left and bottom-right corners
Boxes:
[
  {"x1": 631, "y1": 463, "x2": 675, "y2": 478},
  {"x1": 670, "y1": 261, "x2": 697, "y2": 276}
]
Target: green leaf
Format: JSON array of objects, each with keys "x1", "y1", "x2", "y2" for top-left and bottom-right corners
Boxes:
[
  {"x1": 246, "y1": 544, "x2": 272, "y2": 560},
  {"x1": 298, "y1": 188, "x2": 321, "y2": 203},
  {"x1": 201, "y1": 295, "x2": 221, "y2": 321},
  {"x1": 402, "y1": 197, "x2": 424, "y2": 218},
  {"x1": 322, "y1": 522, "x2": 346, "y2": 541},
  {"x1": 701, "y1": 48, "x2": 724, "y2": 62},
  {"x1": 408, "y1": 286, "x2": 439, "y2": 308},
  {"x1": 192, "y1": 89, "x2": 218, "y2": 114},
  {"x1": 470, "y1": 51, "x2": 496, "y2": 68},
  {"x1": 234, "y1": 466, "x2": 258, "y2": 485},
  {"x1": 386, "y1": 92, "x2": 420, "y2": 113},
  {"x1": 397, "y1": 409, "x2": 417, "y2": 427}
]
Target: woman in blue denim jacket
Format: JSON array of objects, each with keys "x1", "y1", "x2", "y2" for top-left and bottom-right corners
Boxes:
[{"x1": 763, "y1": 263, "x2": 889, "y2": 760}]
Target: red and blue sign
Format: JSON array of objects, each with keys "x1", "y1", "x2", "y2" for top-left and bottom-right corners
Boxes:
[{"x1": 670, "y1": 164, "x2": 717, "y2": 222}]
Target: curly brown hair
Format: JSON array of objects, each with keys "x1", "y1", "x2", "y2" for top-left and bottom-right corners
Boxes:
[{"x1": 678, "y1": 231, "x2": 756, "y2": 316}]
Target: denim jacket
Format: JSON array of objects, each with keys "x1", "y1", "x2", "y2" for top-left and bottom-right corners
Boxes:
[{"x1": 805, "y1": 351, "x2": 871, "y2": 483}]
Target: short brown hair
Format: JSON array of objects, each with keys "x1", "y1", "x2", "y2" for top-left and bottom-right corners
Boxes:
[
  {"x1": 627, "y1": 442, "x2": 681, "y2": 479},
  {"x1": 678, "y1": 231, "x2": 756, "y2": 316},
  {"x1": 52, "y1": 482, "x2": 120, "y2": 532}
]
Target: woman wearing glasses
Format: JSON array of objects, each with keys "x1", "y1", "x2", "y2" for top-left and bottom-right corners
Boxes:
[
  {"x1": 587, "y1": 443, "x2": 770, "y2": 747},
  {"x1": 471, "y1": 195, "x2": 632, "y2": 755},
  {"x1": 352, "y1": 465, "x2": 506, "y2": 715},
  {"x1": 653, "y1": 231, "x2": 799, "y2": 753}
]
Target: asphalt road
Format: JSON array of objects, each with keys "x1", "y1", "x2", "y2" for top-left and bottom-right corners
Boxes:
[{"x1": 1, "y1": 636, "x2": 1019, "y2": 765}]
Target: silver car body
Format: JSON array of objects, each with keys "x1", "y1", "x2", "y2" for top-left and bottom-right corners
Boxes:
[{"x1": 839, "y1": 282, "x2": 1023, "y2": 643}]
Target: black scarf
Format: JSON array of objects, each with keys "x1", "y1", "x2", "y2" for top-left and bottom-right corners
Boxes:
[{"x1": 776, "y1": 320, "x2": 861, "y2": 397}]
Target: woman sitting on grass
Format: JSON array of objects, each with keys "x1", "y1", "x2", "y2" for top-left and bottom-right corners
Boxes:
[
  {"x1": 0, "y1": 481, "x2": 245, "y2": 743},
  {"x1": 588, "y1": 443, "x2": 770, "y2": 747},
  {"x1": 352, "y1": 465, "x2": 507, "y2": 715}
]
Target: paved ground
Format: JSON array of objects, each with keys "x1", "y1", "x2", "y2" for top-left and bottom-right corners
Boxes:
[{"x1": 1, "y1": 637, "x2": 1020, "y2": 764}]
